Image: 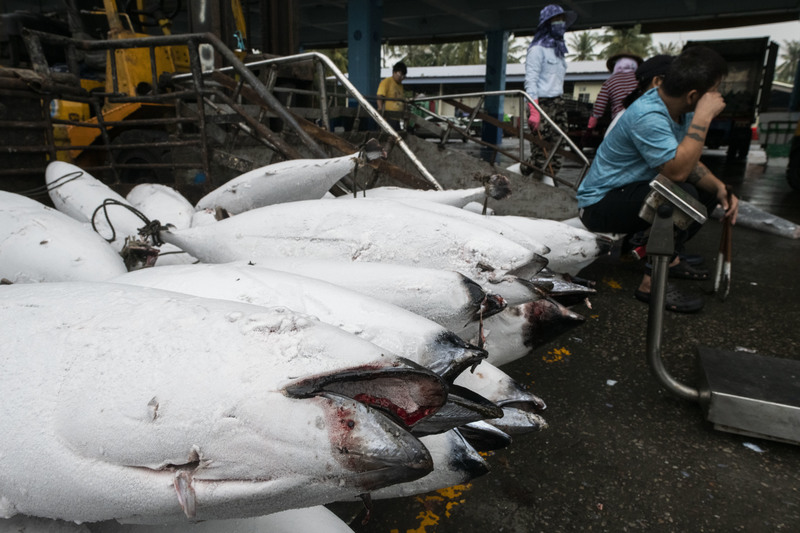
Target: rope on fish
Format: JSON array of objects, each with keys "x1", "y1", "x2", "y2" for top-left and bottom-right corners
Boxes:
[
  {"x1": 90, "y1": 199, "x2": 166, "y2": 246},
  {"x1": 14, "y1": 171, "x2": 85, "y2": 199}
]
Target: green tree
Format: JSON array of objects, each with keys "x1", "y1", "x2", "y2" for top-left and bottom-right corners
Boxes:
[
  {"x1": 776, "y1": 40, "x2": 800, "y2": 83},
  {"x1": 310, "y1": 48, "x2": 348, "y2": 73},
  {"x1": 507, "y1": 36, "x2": 527, "y2": 64},
  {"x1": 653, "y1": 41, "x2": 683, "y2": 56},
  {"x1": 599, "y1": 25, "x2": 652, "y2": 60},
  {"x1": 567, "y1": 31, "x2": 600, "y2": 61}
]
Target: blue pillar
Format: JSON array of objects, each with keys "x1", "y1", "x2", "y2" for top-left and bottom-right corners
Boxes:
[
  {"x1": 480, "y1": 30, "x2": 509, "y2": 163},
  {"x1": 347, "y1": 0, "x2": 382, "y2": 106}
]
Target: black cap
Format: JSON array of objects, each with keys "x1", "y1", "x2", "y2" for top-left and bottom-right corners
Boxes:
[{"x1": 636, "y1": 55, "x2": 674, "y2": 83}]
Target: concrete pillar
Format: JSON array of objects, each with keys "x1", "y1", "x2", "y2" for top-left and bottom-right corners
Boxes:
[
  {"x1": 481, "y1": 30, "x2": 509, "y2": 163},
  {"x1": 347, "y1": 0, "x2": 382, "y2": 105}
]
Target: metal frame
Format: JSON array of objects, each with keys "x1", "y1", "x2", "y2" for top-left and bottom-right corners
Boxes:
[{"x1": 408, "y1": 90, "x2": 593, "y2": 190}]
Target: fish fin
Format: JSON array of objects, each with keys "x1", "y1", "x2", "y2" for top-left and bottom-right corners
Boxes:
[{"x1": 174, "y1": 471, "x2": 197, "y2": 519}]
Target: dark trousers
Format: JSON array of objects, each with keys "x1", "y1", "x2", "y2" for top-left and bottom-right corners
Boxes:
[{"x1": 579, "y1": 179, "x2": 718, "y2": 254}]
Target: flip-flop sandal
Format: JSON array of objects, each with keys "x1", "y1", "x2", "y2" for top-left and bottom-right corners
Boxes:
[
  {"x1": 679, "y1": 253, "x2": 704, "y2": 266},
  {"x1": 645, "y1": 259, "x2": 709, "y2": 280},
  {"x1": 668, "y1": 259, "x2": 709, "y2": 280},
  {"x1": 634, "y1": 284, "x2": 704, "y2": 313}
]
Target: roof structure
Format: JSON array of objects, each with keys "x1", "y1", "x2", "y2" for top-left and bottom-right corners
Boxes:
[{"x1": 299, "y1": 0, "x2": 800, "y2": 49}]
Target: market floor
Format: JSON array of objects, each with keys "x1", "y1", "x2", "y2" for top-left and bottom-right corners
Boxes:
[{"x1": 329, "y1": 150, "x2": 800, "y2": 532}]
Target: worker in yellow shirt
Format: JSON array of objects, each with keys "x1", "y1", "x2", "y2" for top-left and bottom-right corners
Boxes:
[{"x1": 377, "y1": 61, "x2": 407, "y2": 114}]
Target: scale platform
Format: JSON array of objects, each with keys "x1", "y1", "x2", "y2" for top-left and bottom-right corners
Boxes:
[{"x1": 697, "y1": 346, "x2": 800, "y2": 445}]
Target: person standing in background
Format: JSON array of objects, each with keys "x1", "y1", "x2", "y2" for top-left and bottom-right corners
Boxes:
[
  {"x1": 377, "y1": 61, "x2": 407, "y2": 113},
  {"x1": 587, "y1": 52, "x2": 642, "y2": 131},
  {"x1": 521, "y1": 4, "x2": 577, "y2": 178}
]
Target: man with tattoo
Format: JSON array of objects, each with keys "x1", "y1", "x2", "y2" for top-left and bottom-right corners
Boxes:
[{"x1": 577, "y1": 46, "x2": 739, "y2": 313}]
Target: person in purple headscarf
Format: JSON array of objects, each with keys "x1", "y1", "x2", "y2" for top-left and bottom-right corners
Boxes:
[{"x1": 521, "y1": 4, "x2": 577, "y2": 178}]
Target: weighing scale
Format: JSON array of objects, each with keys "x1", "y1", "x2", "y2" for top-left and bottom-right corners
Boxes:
[{"x1": 643, "y1": 175, "x2": 800, "y2": 445}]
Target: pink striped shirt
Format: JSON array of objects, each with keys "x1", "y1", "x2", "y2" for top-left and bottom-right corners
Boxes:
[{"x1": 592, "y1": 71, "x2": 638, "y2": 119}]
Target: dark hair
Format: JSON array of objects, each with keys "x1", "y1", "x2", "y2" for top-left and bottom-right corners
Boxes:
[
  {"x1": 661, "y1": 46, "x2": 727, "y2": 98},
  {"x1": 622, "y1": 55, "x2": 674, "y2": 109},
  {"x1": 393, "y1": 61, "x2": 408, "y2": 75}
]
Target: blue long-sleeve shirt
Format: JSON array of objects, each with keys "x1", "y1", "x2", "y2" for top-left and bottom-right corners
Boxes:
[{"x1": 524, "y1": 45, "x2": 567, "y2": 100}]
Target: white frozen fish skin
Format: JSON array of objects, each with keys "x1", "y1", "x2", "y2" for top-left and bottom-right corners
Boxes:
[
  {"x1": 0, "y1": 191, "x2": 127, "y2": 282},
  {"x1": 45, "y1": 161, "x2": 146, "y2": 252},
  {"x1": 81, "y1": 506, "x2": 354, "y2": 533},
  {"x1": 493, "y1": 216, "x2": 612, "y2": 276},
  {"x1": 112, "y1": 263, "x2": 485, "y2": 379},
  {"x1": 344, "y1": 185, "x2": 488, "y2": 207},
  {"x1": 160, "y1": 199, "x2": 536, "y2": 282},
  {"x1": 190, "y1": 208, "x2": 222, "y2": 227},
  {"x1": 195, "y1": 154, "x2": 359, "y2": 214},
  {"x1": 127, "y1": 184, "x2": 194, "y2": 231},
  {"x1": 346, "y1": 197, "x2": 551, "y2": 257},
  {"x1": 241, "y1": 257, "x2": 499, "y2": 333},
  {"x1": 0, "y1": 282, "x2": 435, "y2": 524}
]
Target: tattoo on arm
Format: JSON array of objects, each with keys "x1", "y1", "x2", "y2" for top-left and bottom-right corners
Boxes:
[
  {"x1": 686, "y1": 132, "x2": 704, "y2": 142},
  {"x1": 686, "y1": 165, "x2": 708, "y2": 185},
  {"x1": 690, "y1": 124, "x2": 707, "y2": 133}
]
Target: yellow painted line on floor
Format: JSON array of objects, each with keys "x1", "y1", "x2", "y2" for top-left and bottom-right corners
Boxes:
[{"x1": 603, "y1": 277, "x2": 622, "y2": 289}]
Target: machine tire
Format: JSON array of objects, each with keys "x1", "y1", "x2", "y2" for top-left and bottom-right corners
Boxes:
[{"x1": 111, "y1": 130, "x2": 173, "y2": 185}]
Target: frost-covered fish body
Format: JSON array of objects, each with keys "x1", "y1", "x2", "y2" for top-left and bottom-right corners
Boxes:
[
  {"x1": 349, "y1": 174, "x2": 511, "y2": 207},
  {"x1": 0, "y1": 191, "x2": 127, "y2": 282},
  {"x1": 364, "y1": 197, "x2": 551, "y2": 257},
  {"x1": 494, "y1": 216, "x2": 613, "y2": 276},
  {"x1": 0, "y1": 282, "x2": 441, "y2": 524},
  {"x1": 45, "y1": 161, "x2": 146, "y2": 252},
  {"x1": 127, "y1": 184, "x2": 194, "y2": 231},
  {"x1": 160, "y1": 199, "x2": 538, "y2": 282},
  {"x1": 69, "y1": 506, "x2": 355, "y2": 532},
  {"x1": 244, "y1": 257, "x2": 505, "y2": 332},
  {"x1": 195, "y1": 154, "x2": 359, "y2": 214},
  {"x1": 112, "y1": 263, "x2": 486, "y2": 381}
]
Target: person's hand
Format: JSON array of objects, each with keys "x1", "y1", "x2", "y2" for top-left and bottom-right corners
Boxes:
[
  {"x1": 527, "y1": 101, "x2": 540, "y2": 131},
  {"x1": 695, "y1": 91, "x2": 726, "y2": 122},
  {"x1": 587, "y1": 116, "x2": 598, "y2": 130},
  {"x1": 718, "y1": 188, "x2": 739, "y2": 225}
]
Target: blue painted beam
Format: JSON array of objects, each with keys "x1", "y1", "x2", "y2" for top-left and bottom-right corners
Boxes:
[
  {"x1": 481, "y1": 30, "x2": 509, "y2": 162},
  {"x1": 347, "y1": 0, "x2": 383, "y2": 106}
]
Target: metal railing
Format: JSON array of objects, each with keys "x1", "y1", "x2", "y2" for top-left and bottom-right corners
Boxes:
[
  {"x1": 6, "y1": 30, "x2": 444, "y2": 193},
  {"x1": 172, "y1": 50, "x2": 443, "y2": 189},
  {"x1": 409, "y1": 90, "x2": 592, "y2": 190}
]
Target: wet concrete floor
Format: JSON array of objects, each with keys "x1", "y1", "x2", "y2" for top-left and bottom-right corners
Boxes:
[{"x1": 329, "y1": 148, "x2": 800, "y2": 532}]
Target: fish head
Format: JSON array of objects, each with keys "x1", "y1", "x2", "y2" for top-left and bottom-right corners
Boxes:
[{"x1": 427, "y1": 331, "x2": 488, "y2": 383}]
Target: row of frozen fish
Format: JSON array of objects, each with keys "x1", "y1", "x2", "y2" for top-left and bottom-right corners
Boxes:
[{"x1": 0, "y1": 149, "x2": 612, "y2": 531}]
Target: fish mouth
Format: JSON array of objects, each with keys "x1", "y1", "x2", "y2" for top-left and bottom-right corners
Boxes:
[
  {"x1": 463, "y1": 274, "x2": 507, "y2": 320},
  {"x1": 411, "y1": 384, "x2": 503, "y2": 436},
  {"x1": 487, "y1": 406, "x2": 548, "y2": 435},
  {"x1": 318, "y1": 393, "x2": 434, "y2": 491},
  {"x1": 458, "y1": 421, "x2": 513, "y2": 452},
  {"x1": 284, "y1": 359, "x2": 448, "y2": 428},
  {"x1": 431, "y1": 331, "x2": 488, "y2": 383}
]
